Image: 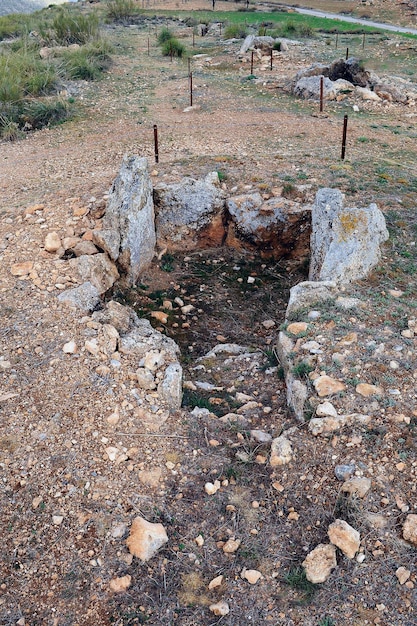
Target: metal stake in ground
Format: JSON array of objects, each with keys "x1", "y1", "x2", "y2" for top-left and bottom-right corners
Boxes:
[
  {"x1": 147, "y1": 37, "x2": 150, "y2": 56},
  {"x1": 192, "y1": 30, "x2": 195, "y2": 47},
  {"x1": 251, "y1": 50, "x2": 254, "y2": 75},
  {"x1": 346, "y1": 47, "x2": 349, "y2": 60},
  {"x1": 362, "y1": 32, "x2": 366, "y2": 49},
  {"x1": 341, "y1": 114, "x2": 348, "y2": 160},
  {"x1": 153, "y1": 124, "x2": 159, "y2": 163},
  {"x1": 189, "y1": 71, "x2": 193, "y2": 107},
  {"x1": 270, "y1": 48, "x2": 273, "y2": 71},
  {"x1": 335, "y1": 32, "x2": 338, "y2": 48},
  {"x1": 320, "y1": 75, "x2": 324, "y2": 113}
]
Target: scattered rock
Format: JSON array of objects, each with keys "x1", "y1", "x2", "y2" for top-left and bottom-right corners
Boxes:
[
  {"x1": 243, "y1": 569, "x2": 262, "y2": 584},
  {"x1": 334, "y1": 464, "x2": 356, "y2": 481},
  {"x1": 208, "y1": 575, "x2": 223, "y2": 590},
  {"x1": 341, "y1": 477, "x2": 371, "y2": 498},
  {"x1": 270, "y1": 434, "x2": 293, "y2": 467},
  {"x1": 402, "y1": 514, "x2": 417, "y2": 546},
  {"x1": 44, "y1": 232, "x2": 61, "y2": 253},
  {"x1": 109, "y1": 575, "x2": 132, "y2": 593},
  {"x1": 11, "y1": 261, "x2": 33, "y2": 276},
  {"x1": 57, "y1": 281, "x2": 101, "y2": 312},
  {"x1": 395, "y1": 566, "x2": 411, "y2": 585},
  {"x1": 302, "y1": 543, "x2": 337, "y2": 583},
  {"x1": 222, "y1": 538, "x2": 241, "y2": 553},
  {"x1": 287, "y1": 322, "x2": 308, "y2": 335},
  {"x1": 126, "y1": 516, "x2": 168, "y2": 562},
  {"x1": 209, "y1": 601, "x2": 230, "y2": 616},
  {"x1": 356, "y1": 383, "x2": 383, "y2": 397},
  {"x1": 313, "y1": 375, "x2": 346, "y2": 397},
  {"x1": 328, "y1": 519, "x2": 360, "y2": 559}
]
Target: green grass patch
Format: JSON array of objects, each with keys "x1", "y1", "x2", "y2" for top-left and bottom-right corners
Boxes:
[{"x1": 57, "y1": 39, "x2": 113, "y2": 81}]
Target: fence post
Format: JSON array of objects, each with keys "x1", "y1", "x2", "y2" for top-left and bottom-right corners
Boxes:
[
  {"x1": 153, "y1": 125, "x2": 159, "y2": 163},
  {"x1": 341, "y1": 115, "x2": 348, "y2": 160}
]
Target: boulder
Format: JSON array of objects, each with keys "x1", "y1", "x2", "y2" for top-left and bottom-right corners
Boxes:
[
  {"x1": 126, "y1": 516, "x2": 168, "y2": 562},
  {"x1": 153, "y1": 173, "x2": 226, "y2": 250},
  {"x1": 286, "y1": 280, "x2": 338, "y2": 317},
  {"x1": 328, "y1": 57, "x2": 370, "y2": 87},
  {"x1": 226, "y1": 192, "x2": 311, "y2": 260},
  {"x1": 92, "y1": 156, "x2": 156, "y2": 286},
  {"x1": 69, "y1": 253, "x2": 119, "y2": 294},
  {"x1": 355, "y1": 86, "x2": 381, "y2": 102},
  {"x1": 302, "y1": 544, "x2": 337, "y2": 583},
  {"x1": 328, "y1": 519, "x2": 360, "y2": 559},
  {"x1": 309, "y1": 188, "x2": 388, "y2": 284},
  {"x1": 57, "y1": 281, "x2": 101, "y2": 313},
  {"x1": 294, "y1": 76, "x2": 338, "y2": 101}
]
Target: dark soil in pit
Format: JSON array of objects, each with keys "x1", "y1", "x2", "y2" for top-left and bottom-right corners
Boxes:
[{"x1": 111, "y1": 248, "x2": 307, "y2": 415}]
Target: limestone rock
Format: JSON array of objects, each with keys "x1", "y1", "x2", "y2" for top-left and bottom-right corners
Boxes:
[
  {"x1": 286, "y1": 281, "x2": 337, "y2": 317},
  {"x1": 356, "y1": 383, "x2": 382, "y2": 397},
  {"x1": 93, "y1": 156, "x2": 156, "y2": 286},
  {"x1": 309, "y1": 412, "x2": 370, "y2": 436},
  {"x1": 44, "y1": 232, "x2": 61, "y2": 253},
  {"x1": 328, "y1": 519, "x2": 360, "y2": 559},
  {"x1": 72, "y1": 240, "x2": 99, "y2": 256},
  {"x1": 158, "y1": 362, "x2": 183, "y2": 410},
  {"x1": 126, "y1": 516, "x2": 168, "y2": 562},
  {"x1": 270, "y1": 435, "x2": 293, "y2": 467},
  {"x1": 313, "y1": 375, "x2": 346, "y2": 397},
  {"x1": 154, "y1": 173, "x2": 226, "y2": 250},
  {"x1": 243, "y1": 569, "x2": 262, "y2": 584},
  {"x1": 341, "y1": 477, "x2": 371, "y2": 498},
  {"x1": 92, "y1": 300, "x2": 134, "y2": 334},
  {"x1": 402, "y1": 514, "x2": 417, "y2": 546},
  {"x1": 208, "y1": 575, "x2": 223, "y2": 590},
  {"x1": 57, "y1": 281, "x2": 101, "y2": 312},
  {"x1": 226, "y1": 192, "x2": 311, "y2": 260},
  {"x1": 223, "y1": 538, "x2": 241, "y2": 553},
  {"x1": 316, "y1": 401, "x2": 338, "y2": 418},
  {"x1": 11, "y1": 261, "x2": 33, "y2": 276},
  {"x1": 109, "y1": 575, "x2": 132, "y2": 593},
  {"x1": 309, "y1": 188, "x2": 388, "y2": 284},
  {"x1": 302, "y1": 544, "x2": 337, "y2": 583},
  {"x1": 69, "y1": 253, "x2": 119, "y2": 294},
  {"x1": 396, "y1": 566, "x2": 411, "y2": 585},
  {"x1": 287, "y1": 322, "x2": 308, "y2": 335},
  {"x1": 209, "y1": 601, "x2": 229, "y2": 616}
]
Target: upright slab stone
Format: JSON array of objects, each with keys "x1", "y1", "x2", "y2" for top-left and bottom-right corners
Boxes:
[
  {"x1": 93, "y1": 156, "x2": 156, "y2": 286},
  {"x1": 309, "y1": 188, "x2": 388, "y2": 284}
]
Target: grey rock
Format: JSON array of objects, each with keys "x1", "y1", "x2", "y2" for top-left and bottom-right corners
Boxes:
[
  {"x1": 309, "y1": 188, "x2": 389, "y2": 284},
  {"x1": 57, "y1": 281, "x2": 101, "y2": 312},
  {"x1": 334, "y1": 464, "x2": 356, "y2": 481},
  {"x1": 92, "y1": 300, "x2": 137, "y2": 334},
  {"x1": 286, "y1": 280, "x2": 338, "y2": 317},
  {"x1": 93, "y1": 156, "x2": 156, "y2": 286},
  {"x1": 154, "y1": 173, "x2": 225, "y2": 250},
  {"x1": 69, "y1": 253, "x2": 119, "y2": 294},
  {"x1": 158, "y1": 363, "x2": 183, "y2": 410},
  {"x1": 294, "y1": 76, "x2": 339, "y2": 101}
]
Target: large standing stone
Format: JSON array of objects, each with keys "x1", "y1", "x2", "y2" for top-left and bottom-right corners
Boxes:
[
  {"x1": 153, "y1": 173, "x2": 226, "y2": 250},
  {"x1": 126, "y1": 516, "x2": 168, "y2": 562},
  {"x1": 309, "y1": 188, "x2": 388, "y2": 284},
  {"x1": 92, "y1": 156, "x2": 156, "y2": 286},
  {"x1": 226, "y1": 193, "x2": 311, "y2": 260},
  {"x1": 302, "y1": 544, "x2": 337, "y2": 583}
]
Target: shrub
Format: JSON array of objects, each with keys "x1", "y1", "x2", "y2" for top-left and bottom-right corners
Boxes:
[
  {"x1": 0, "y1": 13, "x2": 31, "y2": 41},
  {"x1": 224, "y1": 24, "x2": 248, "y2": 39},
  {"x1": 157, "y1": 27, "x2": 174, "y2": 45},
  {"x1": 57, "y1": 39, "x2": 113, "y2": 80},
  {"x1": 106, "y1": 0, "x2": 139, "y2": 23},
  {"x1": 20, "y1": 97, "x2": 71, "y2": 130},
  {"x1": 0, "y1": 50, "x2": 56, "y2": 101},
  {"x1": 50, "y1": 8, "x2": 99, "y2": 45},
  {"x1": 161, "y1": 37, "x2": 185, "y2": 58}
]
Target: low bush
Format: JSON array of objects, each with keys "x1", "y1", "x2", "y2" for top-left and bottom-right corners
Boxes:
[
  {"x1": 106, "y1": 0, "x2": 140, "y2": 23},
  {"x1": 0, "y1": 50, "x2": 56, "y2": 101},
  {"x1": 161, "y1": 37, "x2": 186, "y2": 58},
  {"x1": 20, "y1": 97, "x2": 71, "y2": 130},
  {"x1": 224, "y1": 23, "x2": 248, "y2": 39},
  {"x1": 0, "y1": 13, "x2": 31, "y2": 41},
  {"x1": 57, "y1": 39, "x2": 113, "y2": 80},
  {"x1": 49, "y1": 7, "x2": 100, "y2": 45},
  {"x1": 157, "y1": 27, "x2": 174, "y2": 45}
]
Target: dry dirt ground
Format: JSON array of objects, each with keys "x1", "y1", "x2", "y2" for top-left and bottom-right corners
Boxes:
[{"x1": 1, "y1": 1, "x2": 417, "y2": 625}]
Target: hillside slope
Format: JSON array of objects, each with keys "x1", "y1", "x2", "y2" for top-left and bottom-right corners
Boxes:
[{"x1": 0, "y1": 0, "x2": 74, "y2": 16}]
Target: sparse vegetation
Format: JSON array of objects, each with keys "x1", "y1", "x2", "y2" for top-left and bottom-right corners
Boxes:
[{"x1": 106, "y1": 0, "x2": 140, "y2": 23}]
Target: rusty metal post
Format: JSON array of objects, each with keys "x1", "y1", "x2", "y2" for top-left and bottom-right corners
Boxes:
[
  {"x1": 346, "y1": 47, "x2": 349, "y2": 60},
  {"x1": 362, "y1": 32, "x2": 366, "y2": 49},
  {"x1": 147, "y1": 37, "x2": 150, "y2": 56},
  {"x1": 270, "y1": 48, "x2": 273, "y2": 70},
  {"x1": 341, "y1": 114, "x2": 348, "y2": 160},
  {"x1": 320, "y1": 75, "x2": 324, "y2": 113},
  {"x1": 219, "y1": 22, "x2": 222, "y2": 35},
  {"x1": 153, "y1": 124, "x2": 159, "y2": 164},
  {"x1": 335, "y1": 32, "x2": 338, "y2": 48},
  {"x1": 190, "y1": 71, "x2": 193, "y2": 107},
  {"x1": 192, "y1": 30, "x2": 195, "y2": 47},
  {"x1": 251, "y1": 50, "x2": 254, "y2": 75}
]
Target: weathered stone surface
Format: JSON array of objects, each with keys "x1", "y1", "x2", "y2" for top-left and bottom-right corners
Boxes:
[
  {"x1": 226, "y1": 193, "x2": 311, "y2": 260},
  {"x1": 313, "y1": 375, "x2": 346, "y2": 397},
  {"x1": 341, "y1": 477, "x2": 372, "y2": 498},
  {"x1": 309, "y1": 412, "x2": 370, "y2": 436},
  {"x1": 154, "y1": 173, "x2": 225, "y2": 250},
  {"x1": 396, "y1": 566, "x2": 411, "y2": 585},
  {"x1": 11, "y1": 261, "x2": 33, "y2": 276},
  {"x1": 270, "y1": 434, "x2": 293, "y2": 467},
  {"x1": 92, "y1": 300, "x2": 135, "y2": 334},
  {"x1": 209, "y1": 601, "x2": 229, "y2": 616},
  {"x1": 126, "y1": 516, "x2": 168, "y2": 561},
  {"x1": 69, "y1": 253, "x2": 119, "y2": 294},
  {"x1": 356, "y1": 382, "x2": 383, "y2": 397},
  {"x1": 44, "y1": 231, "x2": 61, "y2": 253},
  {"x1": 402, "y1": 514, "x2": 417, "y2": 546},
  {"x1": 287, "y1": 322, "x2": 308, "y2": 335},
  {"x1": 316, "y1": 401, "x2": 338, "y2": 418},
  {"x1": 93, "y1": 156, "x2": 156, "y2": 286},
  {"x1": 328, "y1": 519, "x2": 360, "y2": 559},
  {"x1": 238, "y1": 34, "x2": 276, "y2": 54},
  {"x1": 328, "y1": 58, "x2": 370, "y2": 87},
  {"x1": 72, "y1": 240, "x2": 99, "y2": 256},
  {"x1": 302, "y1": 544, "x2": 337, "y2": 583},
  {"x1": 286, "y1": 281, "x2": 337, "y2": 317},
  {"x1": 309, "y1": 188, "x2": 388, "y2": 284},
  {"x1": 57, "y1": 281, "x2": 101, "y2": 312},
  {"x1": 276, "y1": 332, "x2": 308, "y2": 421},
  {"x1": 294, "y1": 76, "x2": 351, "y2": 101},
  {"x1": 158, "y1": 362, "x2": 183, "y2": 410},
  {"x1": 109, "y1": 575, "x2": 132, "y2": 593}
]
